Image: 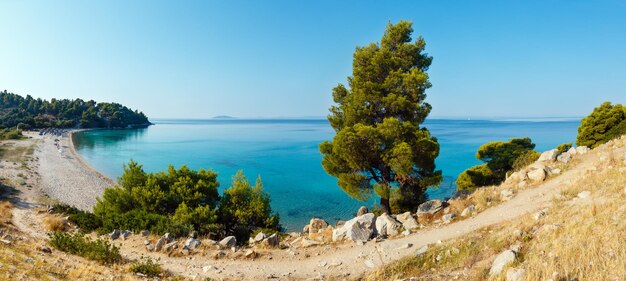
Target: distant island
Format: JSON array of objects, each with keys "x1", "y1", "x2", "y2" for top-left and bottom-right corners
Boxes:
[
  {"x1": 0, "y1": 90, "x2": 151, "y2": 129},
  {"x1": 213, "y1": 115, "x2": 236, "y2": 119}
]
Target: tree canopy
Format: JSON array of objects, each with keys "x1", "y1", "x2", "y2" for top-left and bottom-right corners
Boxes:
[
  {"x1": 457, "y1": 138, "x2": 536, "y2": 191},
  {"x1": 577, "y1": 102, "x2": 626, "y2": 148},
  {"x1": 0, "y1": 90, "x2": 150, "y2": 129},
  {"x1": 320, "y1": 21, "x2": 441, "y2": 214}
]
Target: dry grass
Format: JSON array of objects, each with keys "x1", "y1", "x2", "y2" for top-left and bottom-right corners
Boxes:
[
  {"x1": 0, "y1": 201, "x2": 12, "y2": 225},
  {"x1": 43, "y1": 215, "x2": 67, "y2": 232},
  {"x1": 367, "y1": 138, "x2": 626, "y2": 281}
]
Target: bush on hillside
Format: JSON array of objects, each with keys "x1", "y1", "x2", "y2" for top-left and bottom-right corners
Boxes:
[
  {"x1": 512, "y1": 150, "x2": 540, "y2": 171},
  {"x1": 90, "y1": 161, "x2": 279, "y2": 242},
  {"x1": 49, "y1": 232, "x2": 121, "y2": 265},
  {"x1": 457, "y1": 138, "x2": 536, "y2": 190},
  {"x1": 51, "y1": 204, "x2": 102, "y2": 233},
  {"x1": 0, "y1": 128, "x2": 23, "y2": 140},
  {"x1": 556, "y1": 143, "x2": 572, "y2": 155},
  {"x1": 577, "y1": 102, "x2": 626, "y2": 148},
  {"x1": 129, "y1": 258, "x2": 163, "y2": 278}
]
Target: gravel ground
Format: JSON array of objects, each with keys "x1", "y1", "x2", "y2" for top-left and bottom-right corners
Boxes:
[{"x1": 32, "y1": 131, "x2": 114, "y2": 211}]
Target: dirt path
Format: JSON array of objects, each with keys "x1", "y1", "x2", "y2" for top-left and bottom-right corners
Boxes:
[{"x1": 123, "y1": 152, "x2": 596, "y2": 280}]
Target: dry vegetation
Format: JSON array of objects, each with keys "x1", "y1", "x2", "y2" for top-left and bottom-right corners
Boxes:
[{"x1": 367, "y1": 137, "x2": 626, "y2": 281}]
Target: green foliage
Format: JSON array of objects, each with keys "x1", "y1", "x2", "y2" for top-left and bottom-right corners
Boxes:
[
  {"x1": 0, "y1": 128, "x2": 23, "y2": 140},
  {"x1": 129, "y1": 258, "x2": 163, "y2": 278},
  {"x1": 51, "y1": 204, "x2": 102, "y2": 233},
  {"x1": 320, "y1": 21, "x2": 441, "y2": 214},
  {"x1": 219, "y1": 171, "x2": 280, "y2": 243},
  {"x1": 605, "y1": 119, "x2": 626, "y2": 141},
  {"x1": 0, "y1": 90, "x2": 150, "y2": 129},
  {"x1": 457, "y1": 138, "x2": 536, "y2": 190},
  {"x1": 455, "y1": 164, "x2": 498, "y2": 191},
  {"x1": 92, "y1": 161, "x2": 278, "y2": 241},
  {"x1": 476, "y1": 138, "x2": 535, "y2": 179},
  {"x1": 512, "y1": 150, "x2": 540, "y2": 171},
  {"x1": 556, "y1": 143, "x2": 573, "y2": 155},
  {"x1": 577, "y1": 102, "x2": 626, "y2": 148},
  {"x1": 48, "y1": 232, "x2": 121, "y2": 264}
]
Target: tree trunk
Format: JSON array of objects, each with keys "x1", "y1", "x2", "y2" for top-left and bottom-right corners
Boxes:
[{"x1": 380, "y1": 197, "x2": 391, "y2": 214}]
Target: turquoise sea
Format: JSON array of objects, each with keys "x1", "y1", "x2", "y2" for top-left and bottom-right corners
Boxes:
[{"x1": 72, "y1": 118, "x2": 580, "y2": 230}]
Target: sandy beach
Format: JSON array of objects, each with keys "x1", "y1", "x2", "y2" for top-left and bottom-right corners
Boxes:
[{"x1": 29, "y1": 131, "x2": 115, "y2": 211}]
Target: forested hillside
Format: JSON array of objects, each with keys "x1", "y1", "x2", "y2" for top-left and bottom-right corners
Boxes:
[{"x1": 0, "y1": 90, "x2": 150, "y2": 129}]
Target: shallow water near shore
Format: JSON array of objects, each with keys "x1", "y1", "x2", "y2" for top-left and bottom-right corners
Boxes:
[{"x1": 72, "y1": 118, "x2": 579, "y2": 230}]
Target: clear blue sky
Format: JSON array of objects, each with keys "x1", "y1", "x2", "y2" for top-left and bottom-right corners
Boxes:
[{"x1": 1, "y1": 1, "x2": 625, "y2": 119}]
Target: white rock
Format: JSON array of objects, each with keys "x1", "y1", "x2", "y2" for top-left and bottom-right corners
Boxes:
[
  {"x1": 550, "y1": 168, "x2": 561, "y2": 175},
  {"x1": 332, "y1": 213, "x2": 376, "y2": 242},
  {"x1": 263, "y1": 233, "x2": 279, "y2": 247},
  {"x1": 416, "y1": 245, "x2": 429, "y2": 256},
  {"x1": 300, "y1": 238, "x2": 321, "y2": 248},
  {"x1": 395, "y1": 212, "x2": 419, "y2": 230},
  {"x1": 416, "y1": 200, "x2": 443, "y2": 215},
  {"x1": 308, "y1": 218, "x2": 328, "y2": 235},
  {"x1": 184, "y1": 238, "x2": 202, "y2": 249},
  {"x1": 253, "y1": 232, "x2": 267, "y2": 243},
  {"x1": 576, "y1": 146, "x2": 590, "y2": 154},
  {"x1": 557, "y1": 152, "x2": 571, "y2": 163},
  {"x1": 567, "y1": 147, "x2": 577, "y2": 155},
  {"x1": 527, "y1": 168, "x2": 546, "y2": 182},
  {"x1": 396, "y1": 243, "x2": 413, "y2": 249},
  {"x1": 442, "y1": 213, "x2": 456, "y2": 223},
  {"x1": 219, "y1": 236, "x2": 237, "y2": 248},
  {"x1": 533, "y1": 209, "x2": 548, "y2": 220},
  {"x1": 364, "y1": 259, "x2": 376, "y2": 268},
  {"x1": 489, "y1": 250, "x2": 517, "y2": 276},
  {"x1": 538, "y1": 149, "x2": 558, "y2": 162},
  {"x1": 577, "y1": 190, "x2": 591, "y2": 199},
  {"x1": 506, "y1": 268, "x2": 526, "y2": 281},
  {"x1": 375, "y1": 213, "x2": 402, "y2": 237},
  {"x1": 461, "y1": 205, "x2": 476, "y2": 217},
  {"x1": 356, "y1": 206, "x2": 369, "y2": 216}
]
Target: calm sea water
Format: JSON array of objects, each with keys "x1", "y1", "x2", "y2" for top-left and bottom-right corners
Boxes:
[{"x1": 72, "y1": 118, "x2": 580, "y2": 230}]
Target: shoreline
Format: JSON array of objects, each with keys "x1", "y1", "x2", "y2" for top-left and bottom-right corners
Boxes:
[{"x1": 67, "y1": 129, "x2": 116, "y2": 186}]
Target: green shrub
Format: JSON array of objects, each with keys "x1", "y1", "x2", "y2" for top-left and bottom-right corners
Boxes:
[
  {"x1": 129, "y1": 258, "x2": 162, "y2": 278},
  {"x1": 577, "y1": 102, "x2": 626, "y2": 148},
  {"x1": 0, "y1": 129, "x2": 23, "y2": 140},
  {"x1": 556, "y1": 143, "x2": 573, "y2": 154},
  {"x1": 604, "y1": 119, "x2": 626, "y2": 141},
  {"x1": 456, "y1": 164, "x2": 498, "y2": 191},
  {"x1": 512, "y1": 150, "x2": 540, "y2": 171},
  {"x1": 51, "y1": 204, "x2": 102, "y2": 233},
  {"x1": 92, "y1": 161, "x2": 279, "y2": 241},
  {"x1": 49, "y1": 232, "x2": 121, "y2": 264}
]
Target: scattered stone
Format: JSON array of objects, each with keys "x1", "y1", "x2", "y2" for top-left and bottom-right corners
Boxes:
[
  {"x1": 335, "y1": 220, "x2": 346, "y2": 228},
  {"x1": 302, "y1": 224, "x2": 310, "y2": 233},
  {"x1": 332, "y1": 213, "x2": 376, "y2": 242},
  {"x1": 219, "y1": 236, "x2": 237, "y2": 248},
  {"x1": 146, "y1": 244, "x2": 154, "y2": 252},
  {"x1": 550, "y1": 168, "x2": 561, "y2": 175},
  {"x1": 509, "y1": 244, "x2": 522, "y2": 252},
  {"x1": 140, "y1": 230, "x2": 150, "y2": 237},
  {"x1": 538, "y1": 149, "x2": 558, "y2": 162},
  {"x1": 263, "y1": 233, "x2": 279, "y2": 247},
  {"x1": 533, "y1": 209, "x2": 547, "y2": 220},
  {"x1": 300, "y1": 238, "x2": 321, "y2": 248},
  {"x1": 442, "y1": 213, "x2": 456, "y2": 223},
  {"x1": 109, "y1": 229, "x2": 121, "y2": 240},
  {"x1": 253, "y1": 232, "x2": 267, "y2": 243},
  {"x1": 244, "y1": 249, "x2": 257, "y2": 258},
  {"x1": 164, "y1": 241, "x2": 177, "y2": 252},
  {"x1": 416, "y1": 245, "x2": 429, "y2": 256},
  {"x1": 308, "y1": 218, "x2": 329, "y2": 235},
  {"x1": 121, "y1": 230, "x2": 132, "y2": 240},
  {"x1": 576, "y1": 146, "x2": 590, "y2": 154},
  {"x1": 417, "y1": 200, "x2": 443, "y2": 215},
  {"x1": 47, "y1": 205, "x2": 54, "y2": 213},
  {"x1": 39, "y1": 245, "x2": 52, "y2": 253},
  {"x1": 506, "y1": 268, "x2": 526, "y2": 281},
  {"x1": 163, "y1": 232, "x2": 172, "y2": 241},
  {"x1": 489, "y1": 250, "x2": 517, "y2": 276},
  {"x1": 557, "y1": 152, "x2": 572, "y2": 163},
  {"x1": 375, "y1": 213, "x2": 402, "y2": 237},
  {"x1": 143, "y1": 240, "x2": 150, "y2": 246},
  {"x1": 506, "y1": 171, "x2": 527, "y2": 184},
  {"x1": 500, "y1": 189, "x2": 514, "y2": 201},
  {"x1": 24, "y1": 257, "x2": 34, "y2": 264},
  {"x1": 327, "y1": 260, "x2": 342, "y2": 268},
  {"x1": 202, "y1": 265, "x2": 215, "y2": 273},
  {"x1": 396, "y1": 212, "x2": 419, "y2": 230},
  {"x1": 397, "y1": 243, "x2": 413, "y2": 250},
  {"x1": 527, "y1": 167, "x2": 546, "y2": 182},
  {"x1": 189, "y1": 231, "x2": 198, "y2": 239},
  {"x1": 449, "y1": 189, "x2": 471, "y2": 201},
  {"x1": 357, "y1": 206, "x2": 369, "y2": 216},
  {"x1": 577, "y1": 191, "x2": 591, "y2": 199},
  {"x1": 512, "y1": 229, "x2": 524, "y2": 238},
  {"x1": 364, "y1": 259, "x2": 376, "y2": 268},
  {"x1": 401, "y1": 229, "x2": 411, "y2": 236},
  {"x1": 184, "y1": 238, "x2": 202, "y2": 249},
  {"x1": 461, "y1": 205, "x2": 476, "y2": 217},
  {"x1": 567, "y1": 147, "x2": 577, "y2": 155}
]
